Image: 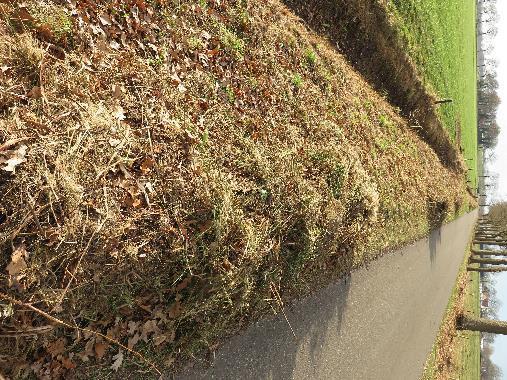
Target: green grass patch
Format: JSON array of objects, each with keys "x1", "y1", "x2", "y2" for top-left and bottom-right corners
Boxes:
[
  {"x1": 457, "y1": 269, "x2": 481, "y2": 378},
  {"x1": 388, "y1": 0, "x2": 478, "y2": 189},
  {"x1": 421, "y1": 249, "x2": 480, "y2": 379}
]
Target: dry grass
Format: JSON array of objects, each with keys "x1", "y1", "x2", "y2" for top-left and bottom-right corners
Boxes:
[{"x1": 0, "y1": 0, "x2": 472, "y2": 377}]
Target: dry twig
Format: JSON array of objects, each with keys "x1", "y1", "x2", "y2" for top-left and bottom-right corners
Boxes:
[{"x1": 0, "y1": 292, "x2": 162, "y2": 375}]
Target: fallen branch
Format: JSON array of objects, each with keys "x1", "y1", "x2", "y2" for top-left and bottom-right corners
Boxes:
[
  {"x1": 270, "y1": 282, "x2": 296, "y2": 339},
  {"x1": 0, "y1": 292, "x2": 162, "y2": 375},
  {"x1": 0, "y1": 325, "x2": 53, "y2": 337},
  {"x1": 0, "y1": 137, "x2": 31, "y2": 152}
]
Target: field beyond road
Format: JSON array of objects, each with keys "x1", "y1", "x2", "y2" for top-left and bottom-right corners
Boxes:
[{"x1": 388, "y1": 0, "x2": 479, "y2": 188}]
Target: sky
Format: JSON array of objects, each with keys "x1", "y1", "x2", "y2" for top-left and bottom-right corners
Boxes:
[{"x1": 485, "y1": 0, "x2": 507, "y2": 375}]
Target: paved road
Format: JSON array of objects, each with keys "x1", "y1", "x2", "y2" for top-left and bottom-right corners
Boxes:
[{"x1": 179, "y1": 211, "x2": 477, "y2": 380}]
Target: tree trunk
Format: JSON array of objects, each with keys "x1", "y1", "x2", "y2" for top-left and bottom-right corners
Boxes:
[
  {"x1": 467, "y1": 266, "x2": 507, "y2": 272},
  {"x1": 475, "y1": 234, "x2": 497, "y2": 239},
  {"x1": 473, "y1": 240, "x2": 507, "y2": 246},
  {"x1": 472, "y1": 249, "x2": 507, "y2": 256},
  {"x1": 458, "y1": 314, "x2": 507, "y2": 335},
  {"x1": 469, "y1": 257, "x2": 507, "y2": 265}
]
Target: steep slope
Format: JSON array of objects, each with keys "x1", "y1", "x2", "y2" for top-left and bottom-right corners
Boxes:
[{"x1": 0, "y1": 0, "x2": 471, "y2": 377}]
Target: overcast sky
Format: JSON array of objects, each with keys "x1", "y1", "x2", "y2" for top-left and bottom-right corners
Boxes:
[{"x1": 485, "y1": 0, "x2": 507, "y2": 376}]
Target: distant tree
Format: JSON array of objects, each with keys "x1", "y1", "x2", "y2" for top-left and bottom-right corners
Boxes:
[
  {"x1": 479, "y1": 121, "x2": 500, "y2": 149},
  {"x1": 481, "y1": 342, "x2": 503, "y2": 380},
  {"x1": 483, "y1": 149, "x2": 496, "y2": 162},
  {"x1": 479, "y1": 26, "x2": 498, "y2": 38},
  {"x1": 482, "y1": 355, "x2": 503, "y2": 379},
  {"x1": 489, "y1": 202, "x2": 507, "y2": 226},
  {"x1": 479, "y1": 2, "x2": 499, "y2": 24},
  {"x1": 477, "y1": 70, "x2": 501, "y2": 149},
  {"x1": 479, "y1": 72, "x2": 499, "y2": 91}
]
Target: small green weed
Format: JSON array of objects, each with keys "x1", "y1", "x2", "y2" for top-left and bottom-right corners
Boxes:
[
  {"x1": 376, "y1": 137, "x2": 391, "y2": 151},
  {"x1": 292, "y1": 73, "x2": 303, "y2": 88},
  {"x1": 259, "y1": 188, "x2": 269, "y2": 201},
  {"x1": 224, "y1": 85, "x2": 235, "y2": 103},
  {"x1": 379, "y1": 114, "x2": 392, "y2": 129},
  {"x1": 304, "y1": 49, "x2": 317, "y2": 66},
  {"x1": 188, "y1": 36, "x2": 203, "y2": 50},
  {"x1": 147, "y1": 52, "x2": 165, "y2": 67},
  {"x1": 219, "y1": 25, "x2": 245, "y2": 58},
  {"x1": 328, "y1": 164, "x2": 346, "y2": 199}
]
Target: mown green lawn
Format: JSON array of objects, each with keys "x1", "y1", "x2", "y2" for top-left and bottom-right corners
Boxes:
[
  {"x1": 458, "y1": 270, "x2": 481, "y2": 379},
  {"x1": 388, "y1": 0, "x2": 478, "y2": 189}
]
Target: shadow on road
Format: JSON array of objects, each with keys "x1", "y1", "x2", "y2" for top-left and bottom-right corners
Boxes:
[
  {"x1": 427, "y1": 199, "x2": 448, "y2": 265},
  {"x1": 428, "y1": 228, "x2": 442, "y2": 265},
  {"x1": 178, "y1": 278, "x2": 351, "y2": 379}
]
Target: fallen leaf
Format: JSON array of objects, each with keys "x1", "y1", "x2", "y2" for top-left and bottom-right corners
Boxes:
[
  {"x1": 120, "y1": 32, "x2": 127, "y2": 47},
  {"x1": 61, "y1": 356, "x2": 76, "y2": 369},
  {"x1": 15, "y1": 7, "x2": 35, "y2": 22},
  {"x1": 175, "y1": 277, "x2": 191, "y2": 292},
  {"x1": 170, "y1": 72, "x2": 181, "y2": 85},
  {"x1": 36, "y1": 24, "x2": 54, "y2": 42},
  {"x1": 128, "y1": 333, "x2": 140, "y2": 349},
  {"x1": 153, "y1": 330, "x2": 175, "y2": 346},
  {"x1": 113, "y1": 106, "x2": 126, "y2": 121},
  {"x1": 94, "y1": 342, "x2": 107, "y2": 359},
  {"x1": 27, "y1": 86, "x2": 42, "y2": 99},
  {"x1": 46, "y1": 338, "x2": 66, "y2": 357},
  {"x1": 109, "y1": 137, "x2": 122, "y2": 147},
  {"x1": 110, "y1": 40, "x2": 121, "y2": 50},
  {"x1": 168, "y1": 301, "x2": 182, "y2": 319},
  {"x1": 123, "y1": 192, "x2": 142, "y2": 208},
  {"x1": 177, "y1": 83, "x2": 187, "y2": 93},
  {"x1": 140, "y1": 319, "x2": 160, "y2": 342},
  {"x1": 128, "y1": 320, "x2": 139, "y2": 335},
  {"x1": 98, "y1": 13, "x2": 112, "y2": 26},
  {"x1": 96, "y1": 39, "x2": 110, "y2": 53},
  {"x1": 153, "y1": 307, "x2": 168, "y2": 322},
  {"x1": 112, "y1": 85, "x2": 123, "y2": 99},
  {"x1": 6, "y1": 244, "x2": 28, "y2": 276},
  {"x1": 164, "y1": 356, "x2": 175, "y2": 367},
  {"x1": 111, "y1": 350, "x2": 124, "y2": 371},
  {"x1": 139, "y1": 157, "x2": 155, "y2": 174},
  {"x1": 1, "y1": 144, "x2": 27, "y2": 172},
  {"x1": 145, "y1": 182, "x2": 155, "y2": 193}
]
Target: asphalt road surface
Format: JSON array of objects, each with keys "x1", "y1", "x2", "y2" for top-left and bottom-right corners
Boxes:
[{"x1": 179, "y1": 211, "x2": 478, "y2": 380}]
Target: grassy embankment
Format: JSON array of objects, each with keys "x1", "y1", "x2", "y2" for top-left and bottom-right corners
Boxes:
[
  {"x1": 388, "y1": 0, "x2": 479, "y2": 190},
  {"x1": 421, "y1": 255, "x2": 480, "y2": 380},
  {"x1": 0, "y1": 0, "x2": 472, "y2": 377}
]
